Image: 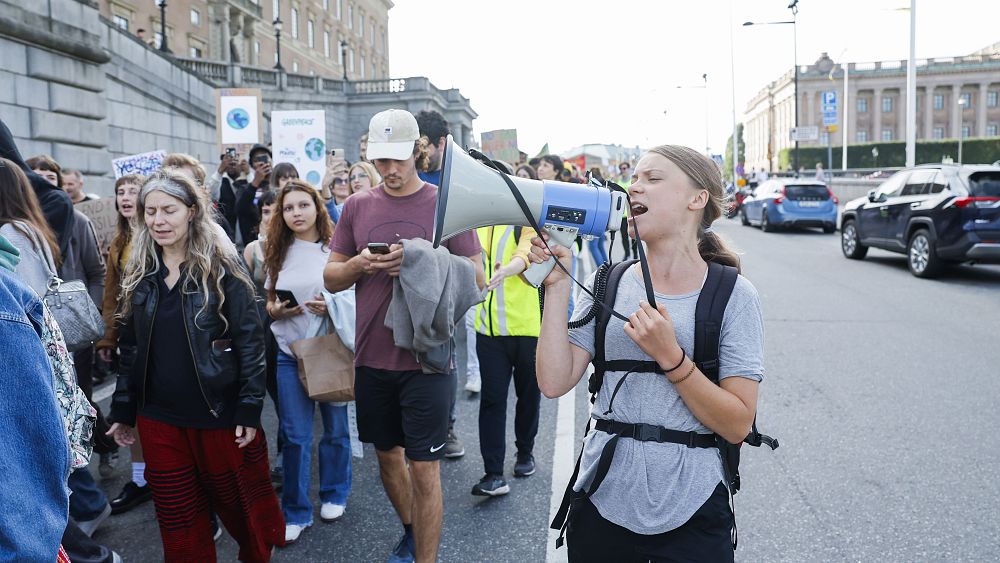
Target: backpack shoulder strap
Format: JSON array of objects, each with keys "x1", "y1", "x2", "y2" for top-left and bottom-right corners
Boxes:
[
  {"x1": 693, "y1": 262, "x2": 738, "y2": 384},
  {"x1": 590, "y1": 259, "x2": 637, "y2": 395}
]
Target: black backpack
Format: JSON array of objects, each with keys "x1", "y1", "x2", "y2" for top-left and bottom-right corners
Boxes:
[{"x1": 550, "y1": 259, "x2": 777, "y2": 549}]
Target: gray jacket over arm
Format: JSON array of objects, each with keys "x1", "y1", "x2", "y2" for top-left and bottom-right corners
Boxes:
[{"x1": 385, "y1": 238, "x2": 484, "y2": 373}]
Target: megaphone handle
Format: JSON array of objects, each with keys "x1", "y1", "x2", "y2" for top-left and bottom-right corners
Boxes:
[{"x1": 523, "y1": 227, "x2": 577, "y2": 288}]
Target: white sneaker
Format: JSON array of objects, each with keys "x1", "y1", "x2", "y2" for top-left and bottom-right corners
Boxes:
[
  {"x1": 77, "y1": 503, "x2": 111, "y2": 537},
  {"x1": 320, "y1": 503, "x2": 345, "y2": 522},
  {"x1": 284, "y1": 523, "x2": 310, "y2": 543},
  {"x1": 464, "y1": 373, "x2": 481, "y2": 393}
]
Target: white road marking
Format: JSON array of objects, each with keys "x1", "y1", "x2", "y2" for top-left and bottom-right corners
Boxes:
[
  {"x1": 547, "y1": 370, "x2": 589, "y2": 563},
  {"x1": 93, "y1": 380, "x2": 115, "y2": 403}
]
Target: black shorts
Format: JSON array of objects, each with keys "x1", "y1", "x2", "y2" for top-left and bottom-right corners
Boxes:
[
  {"x1": 566, "y1": 482, "x2": 734, "y2": 563},
  {"x1": 354, "y1": 366, "x2": 453, "y2": 462}
]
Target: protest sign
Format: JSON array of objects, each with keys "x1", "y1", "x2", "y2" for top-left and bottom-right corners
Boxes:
[
  {"x1": 480, "y1": 129, "x2": 519, "y2": 164},
  {"x1": 272, "y1": 110, "x2": 327, "y2": 187},
  {"x1": 216, "y1": 88, "x2": 263, "y2": 157},
  {"x1": 75, "y1": 198, "x2": 120, "y2": 254},
  {"x1": 111, "y1": 150, "x2": 165, "y2": 179}
]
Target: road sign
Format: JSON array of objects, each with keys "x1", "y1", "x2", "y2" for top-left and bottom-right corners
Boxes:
[
  {"x1": 822, "y1": 90, "x2": 838, "y2": 126},
  {"x1": 790, "y1": 126, "x2": 819, "y2": 142},
  {"x1": 826, "y1": 124, "x2": 838, "y2": 133}
]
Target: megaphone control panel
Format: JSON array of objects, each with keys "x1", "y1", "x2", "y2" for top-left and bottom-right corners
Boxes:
[
  {"x1": 538, "y1": 181, "x2": 614, "y2": 239},
  {"x1": 545, "y1": 206, "x2": 586, "y2": 225}
]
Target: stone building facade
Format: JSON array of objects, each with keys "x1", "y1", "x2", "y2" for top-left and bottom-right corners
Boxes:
[
  {"x1": 100, "y1": 0, "x2": 391, "y2": 80},
  {"x1": 744, "y1": 47, "x2": 1000, "y2": 172},
  {"x1": 1, "y1": 0, "x2": 474, "y2": 196}
]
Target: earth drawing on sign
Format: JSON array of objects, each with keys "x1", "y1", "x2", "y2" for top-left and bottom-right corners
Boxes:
[
  {"x1": 305, "y1": 137, "x2": 326, "y2": 161},
  {"x1": 227, "y1": 108, "x2": 250, "y2": 130}
]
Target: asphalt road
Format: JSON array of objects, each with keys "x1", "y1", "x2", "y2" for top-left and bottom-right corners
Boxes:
[{"x1": 89, "y1": 218, "x2": 1000, "y2": 562}]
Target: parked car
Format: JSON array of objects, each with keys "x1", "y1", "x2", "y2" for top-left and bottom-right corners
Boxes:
[
  {"x1": 726, "y1": 186, "x2": 750, "y2": 218},
  {"x1": 840, "y1": 164, "x2": 1000, "y2": 278},
  {"x1": 740, "y1": 179, "x2": 839, "y2": 233}
]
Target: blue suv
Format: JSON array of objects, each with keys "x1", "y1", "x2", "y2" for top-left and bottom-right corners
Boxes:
[
  {"x1": 840, "y1": 164, "x2": 1000, "y2": 277},
  {"x1": 741, "y1": 180, "x2": 839, "y2": 233}
]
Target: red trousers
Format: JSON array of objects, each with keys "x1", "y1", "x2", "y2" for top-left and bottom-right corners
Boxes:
[{"x1": 137, "y1": 416, "x2": 285, "y2": 563}]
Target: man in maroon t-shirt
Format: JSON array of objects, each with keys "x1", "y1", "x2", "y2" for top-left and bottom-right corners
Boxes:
[{"x1": 324, "y1": 109, "x2": 483, "y2": 563}]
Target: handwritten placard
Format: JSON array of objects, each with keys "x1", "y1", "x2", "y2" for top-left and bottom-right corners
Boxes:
[
  {"x1": 75, "y1": 198, "x2": 120, "y2": 254},
  {"x1": 111, "y1": 150, "x2": 166, "y2": 179},
  {"x1": 480, "y1": 129, "x2": 519, "y2": 164}
]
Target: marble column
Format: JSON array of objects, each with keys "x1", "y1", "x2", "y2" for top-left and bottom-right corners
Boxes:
[
  {"x1": 923, "y1": 85, "x2": 935, "y2": 139},
  {"x1": 873, "y1": 87, "x2": 883, "y2": 142},
  {"x1": 978, "y1": 82, "x2": 990, "y2": 137}
]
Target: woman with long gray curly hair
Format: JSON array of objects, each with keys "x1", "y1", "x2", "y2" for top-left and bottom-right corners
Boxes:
[{"x1": 107, "y1": 170, "x2": 284, "y2": 562}]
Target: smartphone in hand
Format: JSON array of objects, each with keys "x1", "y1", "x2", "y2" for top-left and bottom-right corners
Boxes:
[
  {"x1": 274, "y1": 289, "x2": 299, "y2": 307},
  {"x1": 367, "y1": 243, "x2": 391, "y2": 255}
]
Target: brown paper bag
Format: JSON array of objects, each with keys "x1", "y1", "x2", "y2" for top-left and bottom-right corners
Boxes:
[{"x1": 290, "y1": 330, "x2": 355, "y2": 402}]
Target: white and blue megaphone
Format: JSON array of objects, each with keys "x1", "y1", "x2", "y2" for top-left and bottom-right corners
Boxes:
[{"x1": 432, "y1": 136, "x2": 628, "y2": 287}]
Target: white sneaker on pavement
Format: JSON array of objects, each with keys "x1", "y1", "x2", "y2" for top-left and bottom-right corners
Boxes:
[
  {"x1": 320, "y1": 503, "x2": 345, "y2": 522},
  {"x1": 284, "y1": 523, "x2": 310, "y2": 544},
  {"x1": 77, "y1": 503, "x2": 111, "y2": 537},
  {"x1": 464, "y1": 373, "x2": 481, "y2": 393}
]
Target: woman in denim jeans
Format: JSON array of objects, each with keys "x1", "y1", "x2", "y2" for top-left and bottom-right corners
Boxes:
[{"x1": 264, "y1": 180, "x2": 352, "y2": 544}]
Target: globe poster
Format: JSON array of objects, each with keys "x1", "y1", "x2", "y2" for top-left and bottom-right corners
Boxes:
[
  {"x1": 216, "y1": 89, "x2": 262, "y2": 149},
  {"x1": 272, "y1": 110, "x2": 327, "y2": 188}
]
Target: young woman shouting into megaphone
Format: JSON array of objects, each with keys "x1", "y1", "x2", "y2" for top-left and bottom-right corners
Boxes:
[{"x1": 531, "y1": 145, "x2": 766, "y2": 562}]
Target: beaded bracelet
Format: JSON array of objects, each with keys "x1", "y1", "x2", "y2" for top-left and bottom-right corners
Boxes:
[{"x1": 668, "y1": 359, "x2": 696, "y2": 385}]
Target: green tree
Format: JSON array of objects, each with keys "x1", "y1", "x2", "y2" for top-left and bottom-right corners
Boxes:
[{"x1": 723, "y1": 123, "x2": 744, "y2": 182}]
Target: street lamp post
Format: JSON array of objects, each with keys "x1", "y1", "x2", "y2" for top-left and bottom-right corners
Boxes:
[
  {"x1": 957, "y1": 97, "x2": 967, "y2": 163},
  {"x1": 157, "y1": 0, "x2": 171, "y2": 54},
  {"x1": 339, "y1": 40, "x2": 348, "y2": 80},
  {"x1": 872, "y1": 146, "x2": 879, "y2": 168},
  {"x1": 675, "y1": 74, "x2": 710, "y2": 156},
  {"x1": 702, "y1": 73, "x2": 709, "y2": 156},
  {"x1": 902, "y1": 0, "x2": 917, "y2": 167},
  {"x1": 273, "y1": 18, "x2": 283, "y2": 70},
  {"x1": 728, "y1": 0, "x2": 739, "y2": 186},
  {"x1": 743, "y1": 0, "x2": 800, "y2": 174},
  {"x1": 791, "y1": 1, "x2": 799, "y2": 175},
  {"x1": 837, "y1": 49, "x2": 850, "y2": 171}
]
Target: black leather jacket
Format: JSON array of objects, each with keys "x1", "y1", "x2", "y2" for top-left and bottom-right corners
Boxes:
[{"x1": 109, "y1": 264, "x2": 266, "y2": 428}]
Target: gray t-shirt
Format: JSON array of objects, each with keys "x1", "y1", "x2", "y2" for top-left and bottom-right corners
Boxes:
[{"x1": 568, "y1": 264, "x2": 765, "y2": 535}]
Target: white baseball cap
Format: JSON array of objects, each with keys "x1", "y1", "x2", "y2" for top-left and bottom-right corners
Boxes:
[{"x1": 366, "y1": 109, "x2": 420, "y2": 161}]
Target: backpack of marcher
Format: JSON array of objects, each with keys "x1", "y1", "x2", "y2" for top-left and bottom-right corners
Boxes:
[{"x1": 549, "y1": 259, "x2": 778, "y2": 549}]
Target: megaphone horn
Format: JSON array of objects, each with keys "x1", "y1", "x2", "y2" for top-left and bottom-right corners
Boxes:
[{"x1": 433, "y1": 136, "x2": 628, "y2": 287}]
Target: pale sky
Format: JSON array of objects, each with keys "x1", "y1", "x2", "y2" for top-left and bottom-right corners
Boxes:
[{"x1": 388, "y1": 0, "x2": 1000, "y2": 158}]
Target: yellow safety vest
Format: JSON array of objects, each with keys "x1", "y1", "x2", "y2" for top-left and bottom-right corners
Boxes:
[{"x1": 475, "y1": 226, "x2": 541, "y2": 337}]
